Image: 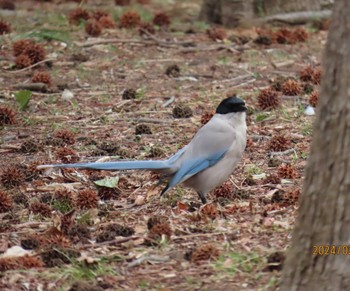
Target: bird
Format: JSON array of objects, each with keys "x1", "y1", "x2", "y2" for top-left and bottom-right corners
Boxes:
[{"x1": 38, "y1": 96, "x2": 247, "y2": 204}]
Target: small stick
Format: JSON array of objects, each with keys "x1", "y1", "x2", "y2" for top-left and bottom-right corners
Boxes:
[
  {"x1": 140, "y1": 28, "x2": 195, "y2": 46},
  {"x1": 13, "y1": 82, "x2": 48, "y2": 92},
  {"x1": 269, "y1": 148, "x2": 296, "y2": 157},
  {"x1": 79, "y1": 236, "x2": 142, "y2": 249},
  {"x1": 172, "y1": 232, "x2": 225, "y2": 241},
  {"x1": 7, "y1": 58, "x2": 55, "y2": 73},
  {"x1": 162, "y1": 96, "x2": 175, "y2": 108}
]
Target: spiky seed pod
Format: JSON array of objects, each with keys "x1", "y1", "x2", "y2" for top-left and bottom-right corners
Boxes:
[
  {"x1": 15, "y1": 54, "x2": 32, "y2": 68},
  {"x1": 268, "y1": 134, "x2": 291, "y2": 152},
  {"x1": 264, "y1": 174, "x2": 281, "y2": 184},
  {"x1": 68, "y1": 224, "x2": 91, "y2": 240},
  {"x1": 0, "y1": 106, "x2": 16, "y2": 125},
  {"x1": 98, "y1": 141, "x2": 119, "y2": 154},
  {"x1": 12, "y1": 192, "x2": 28, "y2": 206},
  {"x1": 71, "y1": 53, "x2": 89, "y2": 63},
  {"x1": 200, "y1": 111, "x2": 214, "y2": 125},
  {"x1": 75, "y1": 189, "x2": 99, "y2": 209},
  {"x1": 114, "y1": 0, "x2": 131, "y2": 5},
  {"x1": 147, "y1": 215, "x2": 169, "y2": 230},
  {"x1": 41, "y1": 248, "x2": 80, "y2": 267},
  {"x1": 0, "y1": 190, "x2": 13, "y2": 213},
  {"x1": 0, "y1": 166, "x2": 25, "y2": 188},
  {"x1": 20, "y1": 139, "x2": 40, "y2": 153},
  {"x1": 206, "y1": 27, "x2": 227, "y2": 41},
  {"x1": 97, "y1": 187, "x2": 120, "y2": 200},
  {"x1": 92, "y1": 10, "x2": 109, "y2": 20},
  {"x1": 0, "y1": 20, "x2": 10, "y2": 35},
  {"x1": 148, "y1": 222, "x2": 172, "y2": 241},
  {"x1": 117, "y1": 148, "x2": 133, "y2": 158},
  {"x1": 254, "y1": 35, "x2": 272, "y2": 45},
  {"x1": 213, "y1": 182, "x2": 234, "y2": 199},
  {"x1": 119, "y1": 11, "x2": 141, "y2": 29},
  {"x1": 54, "y1": 129, "x2": 76, "y2": 145},
  {"x1": 299, "y1": 66, "x2": 315, "y2": 82},
  {"x1": 122, "y1": 88, "x2": 137, "y2": 99},
  {"x1": 278, "y1": 164, "x2": 298, "y2": 179},
  {"x1": 292, "y1": 27, "x2": 308, "y2": 42},
  {"x1": 54, "y1": 189, "x2": 74, "y2": 206},
  {"x1": 172, "y1": 104, "x2": 193, "y2": 118},
  {"x1": 85, "y1": 20, "x2": 102, "y2": 37},
  {"x1": 135, "y1": 124, "x2": 152, "y2": 134},
  {"x1": 23, "y1": 161, "x2": 43, "y2": 182},
  {"x1": 309, "y1": 90, "x2": 319, "y2": 107},
  {"x1": 153, "y1": 12, "x2": 171, "y2": 27},
  {"x1": 257, "y1": 88, "x2": 280, "y2": 110},
  {"x1": 303, "y1": 83, "x2": 314, "y2": 94},
  {"x1": 23, "y1": 43, "x2": 46, "y2": 64},
  {"x1": 148, "y1": 146, "x2": 164, "y2": 158},
  {"x1": 0, "y1": 255, "x2": 43, "y2": 272},
  {"x1": 275, "y1": 28, "x2": 293, "y2": 44},
  {"x1": 281, "y1": 79, "x2": 302, "y2": 96},
  {"x1": 165, "y1": 64, "x2": 180, "y2": 77},
  {"x1": 139, "y1": 22, "x2": 155, "y2": 35},
  {"x1": 43, "y1": 135, "x2": 65, "y2": 147},
  {"x1": 98, "y1": 16, "x2": 116, "y2": 29},
  {"x1": 40, "y1": 192, "x2": 53, "y2": 204},
  {"x1": 30, "y1": 201, "x2": 52, "y2": 217},
  {"x1": 105, "y1": 223, "x2": 135, "y2": 237},
  {"x1": 200, "y1": 204, "x2": 218, "y2": 220},
  {"x1": 13, "y1": 39, "x2": 35, "y2": 57},
  {"x1": 21, "y1": 237, "x2": 40, "y2": 250},
  {"x1": 312, "y1": 68, "x2": 322, "y2": 85},
  {"x1": 32, "y1": 71, "x2": 51, "y2": 86},
  {"x1": 90, "y1": 148, "x2": 106, "y2": 157},
  {"x1": 96, "y1": 231, "x2": 115, "y2": 242},
  {"x1": 190, "y1": 244, "x2": 220, "y2": 262},
  {"x1": 55, "y1": 211, "x2": 75, "y2": 235},
  {"x1": 284, "y1": 189, "x2": 300, "y2": 204},
  {"x1": 0, "y1": 0, "x2": 16, "y2": 10},
  {"x1": 55, "y1": 147, "x2": 79, "y2": 163},
  {"x1": 270, "y1": 76, "x2": 287, "y2": 92},
  {"x1": 68, "y1": 8, "x2": 90, "y2": 25}
]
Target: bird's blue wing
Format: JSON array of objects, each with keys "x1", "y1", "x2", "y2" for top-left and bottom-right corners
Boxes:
[{"x1": 161, "y1": 150, "x2": 227, "y2": 196}]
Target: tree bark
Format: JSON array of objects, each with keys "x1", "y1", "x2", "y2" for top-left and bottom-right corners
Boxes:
[
  {"x1": 200, "y1": 0, "x2": 332, "y2": 27},
  {"x1": 281, "y1": 0, "x2": 350, "y2": 290}
]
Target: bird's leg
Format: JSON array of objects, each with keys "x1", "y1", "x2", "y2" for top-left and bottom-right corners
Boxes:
[
  {"x1": 197, "y1": 192, "x2": 207, "y2": 204},
  {"x1": 156, "y1": 177, "x2": 165, "y2": 187}
]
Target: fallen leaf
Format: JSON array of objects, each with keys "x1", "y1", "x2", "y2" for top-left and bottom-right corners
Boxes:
[
  {"x1": 134, "y1": 195, "x2": 145, "y2": 206},
  {"x1": 0, "y1": 246, "x2": 31, "y2": 258},
  {"x1": 94, "y1": 176, "x2": 119, "y2": 188}
]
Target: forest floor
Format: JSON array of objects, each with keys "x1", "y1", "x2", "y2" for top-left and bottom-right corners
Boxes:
[{"x1": 0, "y1": 0, "x2": 328, "y2": 290}]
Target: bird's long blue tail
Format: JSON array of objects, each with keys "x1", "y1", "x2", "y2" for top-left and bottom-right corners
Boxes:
[
  {"x1": 37, "y1": 147, "x2": 186, "y2": 171},
  {"x1": 37, "y1": 160, "x2": 170, "y2": 171}
]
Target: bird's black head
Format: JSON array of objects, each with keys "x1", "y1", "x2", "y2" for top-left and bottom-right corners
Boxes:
[{"x1": 216, "y1": 96, "x2": 247, "y2": 114}]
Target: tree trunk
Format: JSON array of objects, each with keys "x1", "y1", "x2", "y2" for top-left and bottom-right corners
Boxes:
[
  {"x1": 200, "y1": 0, "x2": 332, "y2": 27},
  {"x1": 281, "y1": 0, "x2": 350, "y2": 290}
]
